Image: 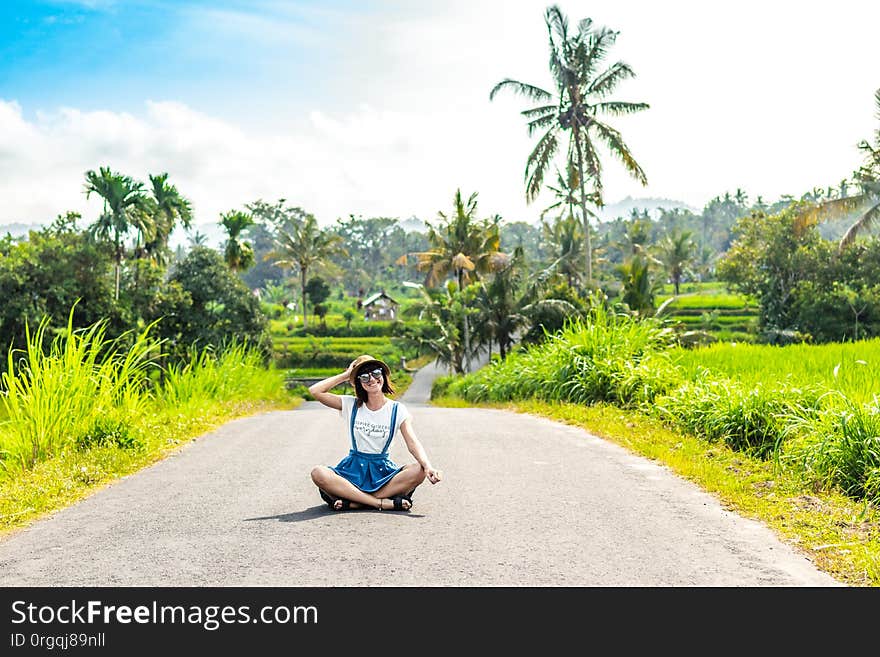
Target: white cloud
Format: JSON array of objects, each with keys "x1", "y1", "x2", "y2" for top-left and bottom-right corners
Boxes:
[
  {"x1": 2, "y1": 0, "x2": 878, "y2": 233},
  {"x1": 0, "y1": 98, "x2": 518, "y2": 231}
]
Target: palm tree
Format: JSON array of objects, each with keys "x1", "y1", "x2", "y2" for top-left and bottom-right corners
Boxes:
[
  {"x1": 616, "y1": 254, "x2": 662, "y2": 316},
  {"x1": 654, "y1": 229, "x2": 695, "y2": 295},
  {"x1": 269, "y1": 212, "x2": 346, "y2": 329},
  {"x1": 220, "y1": 210, "x2": 255, "y2": 274},
  {"x1": 490, "y1": 4, "x2": 648, "y2": 286},
  {"x1": 474, "y1": 248, "x2": 529, "y2": 360},
  {"x1": 188, "y1": 230, "x2": 208, "y2": 247},
  {"x1": 407, "y1": 189, "x2": 507, "y2": 371},
  {"x1": 620, "y1": 216, "x2": 652, "y2": 257},
  {"x1": 539, "y1": 163, "x2": 601, "y2": 226},
  {"x1": 402, "y1": 283, "x2": 479, "y2": 375},
  {"x1": 540, "y1": 213, "x2": 583, "y2": 288},
  {"x1": 84, "y1": 166, "x2": 150, "y2": 301},
  {"x1": 411, "y1": 189, "x2": 507, "y2": 289},
  {"x1": 804, "y1": 88, "x2": 880, "y2": 252},
  {"x1": 145, "y1": 172, "x2": 192, "y2": 265}
]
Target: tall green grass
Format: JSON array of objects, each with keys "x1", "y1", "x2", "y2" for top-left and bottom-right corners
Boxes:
[
  {"x1": 159, "y1": 343, "x2": 282, "y2": 408},
  {"x1": 439, "y1": 313, "x2": 880, "y2": 503},
  {"x1": 0, "y1": 314, "x2": 158, "y2": 472},
  {"x1": 444, "y1": 306, "x2": 680, "y2": 407},
  {"x1": 0, "y1": 314, "x2": 290, "y2": 478}
]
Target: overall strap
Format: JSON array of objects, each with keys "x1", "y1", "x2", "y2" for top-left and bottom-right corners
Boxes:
[
  {"x1": 349, "y1": 401, "x2": 359, "y2": 451},
  {"x1": 380, "y1": 402, "x2": 399, "y2": 455}
]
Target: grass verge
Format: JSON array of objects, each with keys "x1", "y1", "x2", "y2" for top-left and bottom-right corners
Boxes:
[{"x1": 432, "y1": 395, "x2": 880, "y2": 587}]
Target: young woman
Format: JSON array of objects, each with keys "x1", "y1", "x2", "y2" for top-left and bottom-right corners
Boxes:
[{"x1": 308, "y1": 354, "x2": 442, "y2": 511}]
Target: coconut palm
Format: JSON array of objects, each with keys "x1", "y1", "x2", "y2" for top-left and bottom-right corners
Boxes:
[
  {"x1": 407, "y1": 189, "x2": 507, "y2": 371},
  {"x1": 654, "y1": 229, "x2": 695, "y2": 296},
  {"x1": 84, "y1": 166, "x2": 150, "y2": 301},
  {"x1": 188, "y1": 231, "x2": 208, "y2": 247},
  {"x1": 269, "y1": 212, "x2": 346, "y2": 329},
  {"x1": 540, "y1": 213, "x2": 584, "y2": 288},
  {"x1": 803, "y1": 89, "x2": 880, "y2": 252},
  {"x1": 411, "y1": 189, "x2": 507, "y2": 289},
  {"x1": 402, "y1": 283, "x2": 479, "y2": 375},
  {"x1": 220, "y1": 210, "x2": 255, "y2": 274},
  {"x1": 616, "y1": 254, "x2": 662, "y2": 316},
  {"x1": 490, "y1": 4, "x2": 648, "y2": 286},
  {"x1": 539, "y1": 163, "x2": 601, "y2": 225}
]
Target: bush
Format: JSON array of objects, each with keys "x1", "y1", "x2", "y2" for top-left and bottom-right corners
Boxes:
[
  {"x1": 653, "y1": 379, "x2": 825, "y2": 458},
  {"x1": 146, "y1": 247, "x2": 272, "y2": 362},
  {"x1": 780, "y1": 396, "x2": 880, "y2": 502}
]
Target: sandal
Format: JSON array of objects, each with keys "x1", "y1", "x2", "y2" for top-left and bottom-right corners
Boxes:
[
  {"x1": 319, "y1": 489, "x2": 351, "y2": 512},
  {"x1": 391, "y1": 495, "x2": 412, "y2": 511}
]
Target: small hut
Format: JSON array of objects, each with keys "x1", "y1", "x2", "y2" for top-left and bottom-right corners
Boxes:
[{"x1": 361, "y1": 290, "x2": 399, "y2": 321}]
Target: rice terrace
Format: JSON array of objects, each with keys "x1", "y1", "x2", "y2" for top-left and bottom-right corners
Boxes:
[{"x1": 1, "y1": 0, "x2": 880, "y2": 596}]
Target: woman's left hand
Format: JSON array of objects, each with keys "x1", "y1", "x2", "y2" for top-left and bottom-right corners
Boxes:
[{"x1": 425, "y1": 468, "x2": 442, "y2": 484}]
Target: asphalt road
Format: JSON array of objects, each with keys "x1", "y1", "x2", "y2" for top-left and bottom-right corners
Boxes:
[{"x1": 0, "y1": 361, "x2": 840, "y2": 586}]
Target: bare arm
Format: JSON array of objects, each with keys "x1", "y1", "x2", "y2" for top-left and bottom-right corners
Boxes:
[
  {"x1": 400, "y1": 418, "x2": 442, "y2": 484},
  {"x1": 308, "y1": 364, "x2": 353, "y2": 410}
]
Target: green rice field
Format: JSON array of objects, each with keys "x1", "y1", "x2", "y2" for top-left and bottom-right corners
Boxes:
[{"x1": 671, "y1": 338, "x2": 880, "y2": 404}]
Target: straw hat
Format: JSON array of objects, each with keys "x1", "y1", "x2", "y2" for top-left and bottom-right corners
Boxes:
[{"x1": 348, "y1": 354, "x2": 390, "y2": 387}]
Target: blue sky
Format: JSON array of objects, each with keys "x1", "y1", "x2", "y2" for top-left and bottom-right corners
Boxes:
[
  {"x1": 1, "y1": 0, "x2": 879, "y2": 231},
  {"x1": 0, "y1": 1, "x2": 364, "y2": 119}
]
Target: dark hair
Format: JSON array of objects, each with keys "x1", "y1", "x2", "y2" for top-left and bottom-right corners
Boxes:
[{"x1": 353, "y1": 363, "x2": 394, "y2": 406}]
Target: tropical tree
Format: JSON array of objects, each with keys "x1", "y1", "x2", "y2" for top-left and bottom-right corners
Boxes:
[
  {"x1": 490, "y1": 4, "x2": 649, "y2": 286},
  {"x1": 84, "y1": 166, "x2": 150, "y2": 301},
  {"x1": 620, "y1": 215, "x2": 652, "y2": 257},
  {"x1": 616, "y1": 254, "x2": 662, "y2": 316},
  {"x1": 144, "y1": 172, "x2": 192, "y2": 265},
  {"x1": 188, "y1": 231, "x2": 208, "y2": 247},
  {"x1": 540, "y1": 213, "x2": 583, "y2": 287},
  {"x1": 654, "y1": 229, "x2": 695, "y2": 295},
  {"x1": 474, "y1": 246, "x2": 579, "y2": 359},
  {"x1": 401, "y1": 282, "x2": 482, "y2": 374},
  {"x1": 269, "y1": 212, "x2": 347, "y2": 329},
  {"x1": 406, "y1": 189, "x2": 507, "y2": 371},
  {"x1": 801, "y1": 89, "x2": 880, "y2": 252},
  {"x1": 220, "y1": 210, "x2": 255, "y2": 274}
]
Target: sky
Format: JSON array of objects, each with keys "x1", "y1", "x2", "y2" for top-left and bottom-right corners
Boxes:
[{"x1": 1, "y1": 0, "x2": 878, "y2": 233}]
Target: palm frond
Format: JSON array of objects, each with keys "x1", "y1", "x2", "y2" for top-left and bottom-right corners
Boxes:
[
  {"x1": 489, "y1": 79, "x2": 552, "y2": 102},
  {"x1": 588, "y1": 61, "x2": 636, "y2": 97},
  {"x1": 591, "y1": 120, "x2": 648, "y2": 186},
  {"x1": 545, "y1": 5, "x2": 570, "y2": 43},
  {"x1": 524, "y1": 129, "x2": 559, "y2": 203},
  {"x1": 593, "y1": 100, "x2": 650, "y2": 116},
  {"x1": 520, "y1": 104, "x2": 558, "y2": 119},
  {"x1": 839, "y1": 200, "x2": 880, "y2": 251},
  {"x1": 576, "y1": 26, "x2": 618, "y2": 80},
  {"x1": 526, "y1": 113, "x2": 556, "y2": 137},
  {"x1": 799, "y1": 195, "x2": 867, "y2": 225}
]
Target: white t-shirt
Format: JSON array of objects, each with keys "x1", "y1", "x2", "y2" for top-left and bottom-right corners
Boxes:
[{"x1": 339, "y1": 395, "x2": 410, "y2": 454}]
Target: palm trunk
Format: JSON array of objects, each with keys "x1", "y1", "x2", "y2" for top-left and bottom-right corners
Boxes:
[
  {"x1": 458, "y1": 268, "x2": 470, "y2": 373},
  {"x1": 114, "y1": 233, "x2": 121, "y2": 301},
  {"x1": 573, "y1": 133, "x2": 593, "y2": 288},
  {"x1": 301, "y1": 267, "x2": 308, "y2": 329}
]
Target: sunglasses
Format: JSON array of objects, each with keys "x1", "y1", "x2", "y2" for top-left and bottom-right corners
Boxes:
[{"x1": 357, "y1": 368, "x2": 384, "y2": 383}]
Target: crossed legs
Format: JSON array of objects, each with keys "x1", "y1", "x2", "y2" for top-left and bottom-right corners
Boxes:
[{"x1": 310, "y1": 463, "x2": 426, "y2": 511}]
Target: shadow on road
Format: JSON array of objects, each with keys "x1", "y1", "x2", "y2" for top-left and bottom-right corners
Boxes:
[{"x1": 244, "y1": 506, "x2": 426, "y2": 523}]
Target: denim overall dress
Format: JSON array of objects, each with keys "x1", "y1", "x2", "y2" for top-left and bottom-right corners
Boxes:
[{"x1": 330, "y1": 401, "x2": 403, "y2": 493}]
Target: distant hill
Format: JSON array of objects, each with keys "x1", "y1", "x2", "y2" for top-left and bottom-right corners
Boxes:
[
  {"x1": 0, "y1": 222, "x2": 42, "y2": 238},
  {"x1": 397, "y1": 216, "x2": 428, "y2": 233},
  {"x1": 0, "y1": 221, "x2": 228, "y2": 251},
  {"x1": 596, "y1": 196, "x2": 700, "y2": 222}
]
